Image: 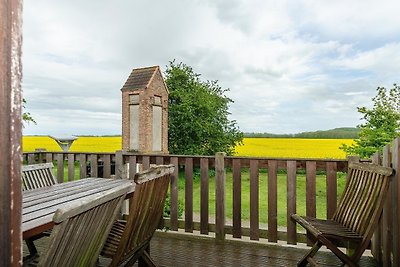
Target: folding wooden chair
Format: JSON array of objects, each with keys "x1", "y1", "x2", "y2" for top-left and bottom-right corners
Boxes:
[
  {"x1": 22, "y1": 163, "x2": 57, "y2": 191},
  {"x1": 22, "y1": 163, "x2": 57, "y2": 257},
  {"x1": 101, "y1": 164, "x2": 175, "y2": 267},
  {"x1": 292, "y1": 162, "x2": 393, "y2": 267}
]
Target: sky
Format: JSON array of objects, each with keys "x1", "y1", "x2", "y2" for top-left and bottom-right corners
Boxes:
[{"x1": 22, "y1": 0, "x2": 400, "y2": 136}]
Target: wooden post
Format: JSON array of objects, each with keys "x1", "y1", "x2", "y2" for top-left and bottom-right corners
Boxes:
[
  {"x1": 392, "y1": 137, "x2": 400, "y2": 267},
  {"x1": 215, "y1": 152, "x2": 226, "y2": 241},
  {"x1": 0, "y1": 0, "x2": 23, "y2": 265},
  {"x1": 287, "y1": 160, "x2": 297, "y2": 245},
  {"x1": 115, "y1": 150, "x2": 123, "y2": 179},
  {"x1": 382, "y1": 144, "x2": 392, "y2": 267}
]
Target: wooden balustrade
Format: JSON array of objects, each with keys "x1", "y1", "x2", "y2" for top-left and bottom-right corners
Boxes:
[{"x1": 22, "y1": 146, "x2": 399, "y2": 266}]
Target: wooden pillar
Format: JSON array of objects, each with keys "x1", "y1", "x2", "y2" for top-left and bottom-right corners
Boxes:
[{"x1": 0, "y1": 0, "x2": 23, "y2": 265}]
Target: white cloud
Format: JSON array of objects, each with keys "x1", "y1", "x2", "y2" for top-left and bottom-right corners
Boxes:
[{"x1": 22, "y1": 0, "x2": 400, "y2": 135}]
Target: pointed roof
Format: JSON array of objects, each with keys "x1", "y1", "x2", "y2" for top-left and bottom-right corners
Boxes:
[{"x1": 121, "y1": 66, "x2": 160, "y2": 91}]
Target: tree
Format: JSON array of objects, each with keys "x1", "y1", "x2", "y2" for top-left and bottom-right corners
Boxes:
[
  {"x1": 340, "y1": 84, "x2": 400, "y2": 158},
  {"x1": 22, "y1": 98, "x2": 36, "y2": 126},
  {"x1": 165, "y1": 61, "x2": 243, "y2": 155}
]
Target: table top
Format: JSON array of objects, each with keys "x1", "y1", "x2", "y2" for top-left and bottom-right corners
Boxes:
[{"x1": 22, "y1": 178, "x2": 135, "y2": 239}]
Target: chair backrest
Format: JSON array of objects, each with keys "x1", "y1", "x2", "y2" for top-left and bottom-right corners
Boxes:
[
  {"x1": 38, "y1": 183, "x2": 130, "y2": 267},
  {"x1": 332, "y1": 162, "x2": 393, "y2": 238},
  {"x1": 22, "y1": 163, "x2": 57, "y2": 191},
  {"x1": 110, "y1": 164, "x2": 174, "y2": 266}
]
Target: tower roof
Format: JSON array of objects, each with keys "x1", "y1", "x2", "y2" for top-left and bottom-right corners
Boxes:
[{"x1": 121, "y1": 66, "x2": 159, "y2": 91}]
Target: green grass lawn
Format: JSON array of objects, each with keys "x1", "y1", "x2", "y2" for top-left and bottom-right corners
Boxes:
[
  {"x1": 54, "y1": 163, "x2": 346, "y2": 227},
  {"x1": 177, "y1": 168, "x2": 346, "y2": 226}
]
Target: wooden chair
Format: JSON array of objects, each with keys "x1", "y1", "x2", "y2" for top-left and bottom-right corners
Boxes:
[
  {"x1": 101, "y1": 164, "x2": 175, "y2": 267},
  {"x1": 22, "y1": 163, "x2": 57, "y2": 256},
  {"x1": 22, "y1": 163, "x2": 57, "y2": 191},
  {"x1": 292, "y1": 162, "x2": 393, "y2": 267},
  {"x1": 24, "y1": 183, "x2": 130, "y2": 267}
]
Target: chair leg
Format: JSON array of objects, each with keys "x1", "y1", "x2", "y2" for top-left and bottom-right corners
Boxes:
[
  {"x1": 319, "y1": 237, "x2": 359, "y2": 267},
  {"x1": 25, "y1": 239, "x2": 38, "y2": 257},
  {"x1": 138, "y1": 245, "x2": 156, "y2": 267},
  {"x1": 298, "y1": 241, "x2": 322, "y2": 267}
]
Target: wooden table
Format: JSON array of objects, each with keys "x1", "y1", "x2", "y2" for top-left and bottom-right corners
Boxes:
[{"x1": 22, "y1": 178, "x2": 135, "y2": 239}]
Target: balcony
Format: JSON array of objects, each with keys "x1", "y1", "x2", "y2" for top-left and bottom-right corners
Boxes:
[{"x1": 22, "y1": 142, "x2": 400, "y2": 266}]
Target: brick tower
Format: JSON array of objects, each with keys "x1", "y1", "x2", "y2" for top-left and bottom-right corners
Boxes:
[{"x1": 121, "y1": 66, "x2": 168, "y2": 153}]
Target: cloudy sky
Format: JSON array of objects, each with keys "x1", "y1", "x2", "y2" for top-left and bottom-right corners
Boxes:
[{"x1": 22, "y1": 0, "x2": 400, "y2": 136}]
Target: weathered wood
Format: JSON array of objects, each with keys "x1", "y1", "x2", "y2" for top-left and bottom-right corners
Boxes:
[
  {"x1": 22, "y1": 178, "x2": 134, "y2": 238},
  {"x1": 142, "y1": 155, "x2": 150, "y2": 169},
  {"x1": 90, "y1": 154, "x2": 98, "y2": 177},
  {"x1": 215, "y1": 152, "x2": 226, "y2": 241},
  {"x1": 268, "y1": 160, "x2": 278, "y2": 243},
  {"x1": 28, "y1": 153, "x2": 35, "y2": 164},
  {"x1": 185, "y1": 157, "x2": 193, "y2": 233},
  {"x1": 232, "y1": 158, "x2": 242, "y2": 238},
  {"x1": 250, "y1": 159, "x2": 259, "y2": 240},
  {"x1": 200, "y1": 157, "x2": 209, "y2": 235},
  {"x1": 67, "y1": 154, "x2": 74, "y2": 181},
  {"x1": 128, "y1": 155, "x2": 137, "y2": 180},
  {"x1": 115, "y1": 150, "x2": 123, "y2": 179},
  {"x1": 79, "y1": 154, "x2": 87, "y2": 179},
  {"x1": 292, "y1": 162, "x2": 393, "y2": 266},
  {"x1": 392, "y1": 138, "x2": 400, "y2": 267},
  {"x1": 103, "y1": 154, "x2": 111, "y2": 178},
  {"x1": 22, "y1": 163, "x2": 57, "y2": 191},
  {"x1": 0, "y1": 0, "x2": 23, "y2": 265},
  {"x1": 306, "y1": 161, "x2": 316, "y2": 245},
  {"x1": 101, "y1": 165, "x2": 174, "y2": 267},
  {"x1": 45, "y1": 153, "x2": 53, "y2": 164},
  {"x1": 381, "y1": 145, "x2": 392, "y2": 267},
  {"x1": 371, "y1": 152, "x2": 382, "y2": 261},
  {"x1": 170, "y1": 157, "x2": 179, "y2": 231},
  {"x1": 36, "y1": 184, "x2": 130, "y2": 267},
  {"x1": 287, "y1": 160, "x2": 297, "y2": 245},
  {"x1": 56, "y1": 153, "x2": 64, "y2": 183}
]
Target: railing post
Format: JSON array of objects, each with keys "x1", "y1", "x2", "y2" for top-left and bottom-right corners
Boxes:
[
  {"x1": 392, "y1": 137, "x2": 400, "y2": 267},
  {"x1": 347, "y1": 155, "x2": 360, "y2": 163},
  {"x1": 115, "y1": 150, "x2": 124, "y2": 179},
  {"x1": 215, "y1": 152, "x2": 226, "y2": 241}
]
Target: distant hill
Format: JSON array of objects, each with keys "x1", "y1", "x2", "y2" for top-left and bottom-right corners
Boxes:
[{"x1": 244, "y1": 127, "x2": 360, "y2": 139}]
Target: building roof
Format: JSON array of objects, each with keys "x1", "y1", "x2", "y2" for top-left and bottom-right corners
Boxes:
[{"x1": 121, "y1": 66, "x2": 159, "y2": 91}]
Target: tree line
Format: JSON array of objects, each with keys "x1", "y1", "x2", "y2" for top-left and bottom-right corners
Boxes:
[{"x1": 244, "y1": 127, "x2": 360, "y2": 139}]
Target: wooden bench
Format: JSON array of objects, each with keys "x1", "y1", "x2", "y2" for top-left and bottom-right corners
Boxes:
[
  {"x1": 101, "y1": 164, "x2": 175, "y2": 267},
  {"x1": 292, "y1": 162, "x2": 393, "y2": 267},
  {"x1": 22, "y1": 162, "x2": 57, "y2": 191}
]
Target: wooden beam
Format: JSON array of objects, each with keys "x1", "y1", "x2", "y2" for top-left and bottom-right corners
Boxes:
[{"x1": 0, "y1": 0, "x2": 23, "y2": 265}]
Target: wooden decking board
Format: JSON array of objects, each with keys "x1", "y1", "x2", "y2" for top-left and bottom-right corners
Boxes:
[{"x1": 23, "y1": 231, "x2": 378, "y2": 267}]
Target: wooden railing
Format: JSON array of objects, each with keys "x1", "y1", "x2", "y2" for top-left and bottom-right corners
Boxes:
[{"x1": 22, "y1": 145, "x2": 399, "y2": 266}]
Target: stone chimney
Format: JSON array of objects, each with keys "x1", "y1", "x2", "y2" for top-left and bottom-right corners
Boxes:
[{"x1": 121, "y1": 66, "x2": 168, "y2": 154}]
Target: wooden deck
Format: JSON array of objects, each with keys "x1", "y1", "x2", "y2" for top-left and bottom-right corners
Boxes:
[{"x1": 24, "y1": 231, "x2": 378, "y2": 266}]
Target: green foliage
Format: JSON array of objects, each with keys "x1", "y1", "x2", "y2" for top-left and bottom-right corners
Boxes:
[
  {"x1": 22, "y1": 98, "x2": 36, "y2": 126},
  {"x1": 244, "y1": 127, "x2": 359, "y2": 139},
  {"x1": 165, "y1": 61, "x2": 243, "y2": 155},
  {"x1": 163, "y1": 194, "x2": 184, "y2": 219},
  {"x1": 340, "y1": 84, "x2": 400, "y2": 158}
]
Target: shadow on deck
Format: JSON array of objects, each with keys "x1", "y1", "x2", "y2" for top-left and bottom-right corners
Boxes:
[{"x1": 24, "y1": 231, "x2": 378, "y2": 267}]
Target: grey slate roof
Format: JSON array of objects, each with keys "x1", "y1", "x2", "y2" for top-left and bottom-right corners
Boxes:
[{"x1": 121, "y1": 66, "x2": 159, "y2": 90}]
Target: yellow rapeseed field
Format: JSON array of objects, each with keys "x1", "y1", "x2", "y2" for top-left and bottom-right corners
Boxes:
[
  {"x1": 235, "y1": 138, "x2": 354, "y2": 159},
  {"x1": 23, "y1": 136, "x2": 354, "y2": 159},
  {"x1": 23, "y1": 136, "x2": 122, "y2": 153}
]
